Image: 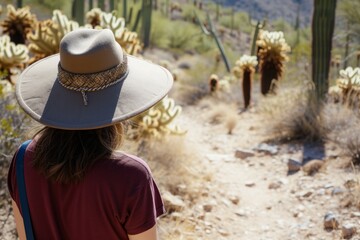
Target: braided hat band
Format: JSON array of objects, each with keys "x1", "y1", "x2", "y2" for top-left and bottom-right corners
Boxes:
[{"x1": 58, "y1": 55, "x2": 129, "y2": 106}]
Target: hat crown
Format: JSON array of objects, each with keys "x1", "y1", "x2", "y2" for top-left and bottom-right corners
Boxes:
[{"x1": 59, "y1": 29, "x2": 124, "y2": 74}]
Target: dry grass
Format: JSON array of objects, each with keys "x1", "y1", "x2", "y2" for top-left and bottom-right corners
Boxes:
[
  {"x1": 137, "y1": 135, "x2": 210, "y2": 192},
  {"x1": 323, "y1": 103, "x2": 360, "y2": 165},
  {"x1": 200, "y1": 99, "x2": 239, "y2": 134},
  {"x1": 123, "y1": 135, "x2": 214, "y2": 239},
  {"x1": 225, "y1": 110, "x2": 238, "y2": 135},
  {"x1": 258, "y1": 82, "x2": 326, "y2": 142}
]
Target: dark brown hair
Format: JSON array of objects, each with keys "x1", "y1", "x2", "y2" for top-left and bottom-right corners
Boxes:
[{"x1": 32, "y1": 123, "x2": 124, "y2": 184}]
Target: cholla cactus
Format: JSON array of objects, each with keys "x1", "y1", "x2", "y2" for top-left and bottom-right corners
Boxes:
[
  {"x1": 337, "y1": 67, "x2": 360, "y2": 89},
  {"x1": 0, "y1": 35, "x2": 29, "y2": 80},
  {"x1": 330, "y1": 67, "x2": 360, "y2": 106},
  {"x1": 257, "y1": 31, "x2": 290, "y2": 95},
  {"x1": 234, "y1": 55, "x2": 257, "y2": 109},
  {"x1": 1, "y1": 5, "x2": 37, "y2": 44},
  {"x1": 128, "y1": 96, "x2": 185, "y2": 139},
  {"x1": 101, "y1": 12, "x2": 142, "y2": 55},
  {"x1": 209, "y1": 74, "x2": 219, "y2": 92},
  {"x1": 236, "y1": 55, "x2": 258, "y2": 71},
  {"x1": 27, "y1": 10, "x2": 79, "y2": 60},
  {"x1": 85, "y1": 10, "x2": 142, "y2": 55},
  {"x1": 86, "y1": 8, "x2": 102, "y2": 28}
]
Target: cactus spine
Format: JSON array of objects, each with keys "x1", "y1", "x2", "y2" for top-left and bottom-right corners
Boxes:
[
  {"x1": 311, "y1": 0, "x2": 337, "y2": 100},
  {"x1": 195, "y1": 11, "x2": 231, "y2": 72}
]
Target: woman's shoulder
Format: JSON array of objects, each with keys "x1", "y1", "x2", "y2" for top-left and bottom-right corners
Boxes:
[{"x1": 99, "y1": 151, "x2": 153, "y2": 181}]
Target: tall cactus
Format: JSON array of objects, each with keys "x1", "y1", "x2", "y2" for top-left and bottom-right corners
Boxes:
[
  {"x1": 250, "y1": 19, "x2": 265, "y2": 56},
  {"x1": 141, "y1": 0, "x2": 152, "y2": 48},
  {"x1": 98, "y1": 0, "x2": 105, "y2": 10},
  {"x1": 17, "y1": 0, "x2": 23, "y2": 8},
  {"x1": 233, "y1": 55, "x2": 258, "y2": 109},
  {"x1": 110, "y1": 0, "x2": 115, "y2": 11},
  {"x1": 123, "y1": 0, "x2": 128, "y2": 21},
  {"x1": 72, "y1": 0, "x2": 84, "y2": 25},
  {"x1": 311, "y1": 0, "x2": 337, "y2": 101},
  {"x1": 195, "y1": 11, "x2": 231, "y2": 72}
]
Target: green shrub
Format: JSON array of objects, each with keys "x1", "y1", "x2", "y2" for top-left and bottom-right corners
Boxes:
[
  {"x1": 219, "y1": 11, "x2": 252, "y2": 34},
  {"x1": 0, "y1": 82, "x2": 27, "y2": 156}
]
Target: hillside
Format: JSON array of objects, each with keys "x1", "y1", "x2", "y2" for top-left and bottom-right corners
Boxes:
[{"x1": 224, "y1": 0, "x2": 313, "y2": 27}]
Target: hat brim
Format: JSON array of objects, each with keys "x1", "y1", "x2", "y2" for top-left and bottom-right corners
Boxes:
[{"x1": 16, "y1": 54, "x2": 173, "y2": 130}]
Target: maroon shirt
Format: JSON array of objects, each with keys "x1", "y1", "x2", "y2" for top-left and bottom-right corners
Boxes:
[{"x1": 8, "y1": 140, "x2": 165, "y2": 240}]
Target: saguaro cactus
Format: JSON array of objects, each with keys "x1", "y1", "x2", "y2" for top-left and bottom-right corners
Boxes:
[
  {"x1": 250, "y1": 20, "x2": 265, "y2": 56},
  {"x1": 311, "y1": 0, "x2": 337, "y2": 101},
  {"x1": 141, "y1": 0, "x2": 152, "y2": 48},
  {"x1": 195, "y1": 11, "x2": 231, "y2": 72},
  {"x1": 72, "y1": 0, "x2": 84, "y2": 25}
]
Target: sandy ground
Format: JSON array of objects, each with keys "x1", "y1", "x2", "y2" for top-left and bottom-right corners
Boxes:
[{"x1": 154, "y1": 95, "x2": 360, "y2": 240}]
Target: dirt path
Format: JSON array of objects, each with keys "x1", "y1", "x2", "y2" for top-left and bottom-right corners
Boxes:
[{"x1": 170, "y1": 99, "x2": 360, "y2": 240}]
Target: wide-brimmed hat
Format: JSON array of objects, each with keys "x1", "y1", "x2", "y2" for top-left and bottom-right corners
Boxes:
[{"x1": 16, "y1": 28, "x2": 173, "y2": 130}]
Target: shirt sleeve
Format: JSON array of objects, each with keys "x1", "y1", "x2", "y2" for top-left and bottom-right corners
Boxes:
[{"x1": 124, "y1": 176, "x2": 166, "y2": 235}]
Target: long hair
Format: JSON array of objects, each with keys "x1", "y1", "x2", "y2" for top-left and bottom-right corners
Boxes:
[{"x1": 32, "y1": 123, "x2": 124, "y2": 184}]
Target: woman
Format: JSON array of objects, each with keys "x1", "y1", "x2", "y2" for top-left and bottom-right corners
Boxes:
[{"x1": 8, "y1": 28, "x2": 173, "y2": 239}]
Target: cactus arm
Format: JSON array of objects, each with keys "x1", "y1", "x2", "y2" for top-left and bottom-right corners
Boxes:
[
  {"x1": 126, "y1": 7, "x2": 133, "y2": 25},
  {"x1": 206, "y1": 13, "x2": 231, "y2": 72},
  {"x1": 28, "y1": 23, "x2": 56, "y2": 55},
  {"x1": 141, "y1": 0, "x2": 152, "y2": 48},
  {"x1": 123, "y1": 0, "x2": 127, "y2": 22},
  {"x1": 132, "y1": 9, "x2": 142, "y2": 31},
  {"x1": 129, "y1": 97, "x2": 185, "y2": 138},
  {"x1": 0, "y1": 36, "x2": 29, "y2": 71},
  {"x1": 194, "y1": 11, "x2": 231, "y2": 72},
  {"x1": 194, "y1": 10, "x2": 210, "y2": 35}
]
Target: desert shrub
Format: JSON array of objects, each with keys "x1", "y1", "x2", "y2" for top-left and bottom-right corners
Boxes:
[
  {"x1": 270, "y1": 18, "x2": 294, "y2": 33},
  {"x1": 131, "y1": 135, "x2": 213, "y2": 237},
  {"x1": 150, "y1": 11, "x2": 171, "y2": 48},
  {"x1": 219, "y1": 10, "x2": 252, "y2": 34},
  {"x1": 136, "y1": 136, "x2": 206, "y2": 191},
  {"x1": 323, "y1": 103, "x2": 360, "y2": 165},
  {"x1": 167, "y1": 21, "x2": 200, "y2": 50},
  {"x1": 0, "y1": 82, "x2": 27, "y2": 157},
  {"x1": 151, "y1": 11, "x2": 213, "y2": 53},
  {"x1": 258, "y1": 81, "x2": 326, "y2": 142},
  {"x1": 0, "y1": 81, "x2": 28, "y2": 240},
  {"x1": 181, "y1": 3, "x2": 205, "y2": 22},
  {"x1": 38, "y1": 0, "x2": 72, "y2": 16}
]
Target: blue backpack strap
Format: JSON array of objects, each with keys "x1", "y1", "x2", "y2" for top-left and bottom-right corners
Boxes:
[{"x1": 15, "y1": 140, "x2": 35, "y2": 240}]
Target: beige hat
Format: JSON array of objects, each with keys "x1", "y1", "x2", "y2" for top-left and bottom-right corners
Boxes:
[{"x1": 16, "y1": 28, "x2": 173, "y2": 130}]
